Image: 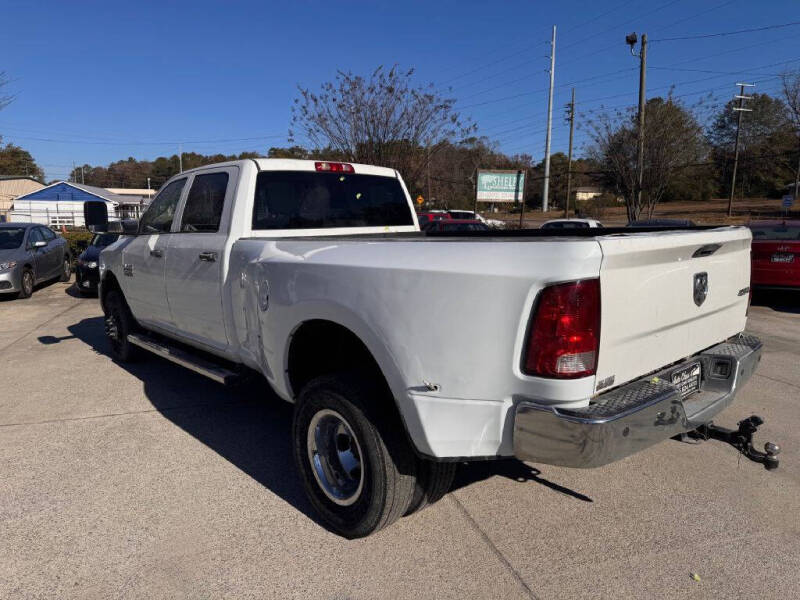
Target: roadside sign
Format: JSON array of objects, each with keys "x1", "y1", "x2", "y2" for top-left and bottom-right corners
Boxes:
[
  {"x1": 477, "y1": 170, "x2": 525, "y2": 203},
  {"x1": 416, "y1": 195, "x2": 424, "y2": 205},
  {"x1": 782, "y1": 194, "x2": 794, "y2": 209}
]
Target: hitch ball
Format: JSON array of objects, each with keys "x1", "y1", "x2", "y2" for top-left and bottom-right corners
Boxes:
[{"x1": 765, "y1": 442, "x2": 781, "y2": 456}]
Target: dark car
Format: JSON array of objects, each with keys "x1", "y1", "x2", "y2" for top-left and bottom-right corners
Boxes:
[
  {"x1": 627, "y1": 218, "x2": 696, "y2": 227},
  {"x1": 416, "y1": 212, "x2": 452, "y2": 226},
  {"x1": 0, "y1": 223, "x2": 71, "y2": 299},
  {"x1": 422, "y1": 219, "x2": 490, "y2": 232},
  {"x1": 749, "y1": 220, "x2": 800, "y2": 290},
  {"x1": 75, "y1": 232, "x2": 120, "y2": 294}
]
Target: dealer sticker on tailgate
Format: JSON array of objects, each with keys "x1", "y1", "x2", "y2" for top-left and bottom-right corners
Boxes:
[{"x1": 671, "y1": 362, "x2": 701, "y2": 397}]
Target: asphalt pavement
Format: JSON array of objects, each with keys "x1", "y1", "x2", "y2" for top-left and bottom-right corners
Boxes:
[{"x1": 1, "y1": 280, "x2": 799, "y2": 599}]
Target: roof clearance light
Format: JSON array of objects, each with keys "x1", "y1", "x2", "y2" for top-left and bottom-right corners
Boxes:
[{"x1": 315, "y1": 162, "x2": 354, "y2": 173}]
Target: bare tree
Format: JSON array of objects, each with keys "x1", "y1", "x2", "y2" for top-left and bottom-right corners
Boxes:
[
  {"x1": 290, "y1": 65, "x2": 474, "y2": 189},
  {"x1": 587, "y1": 96, "x2": 707, "y2": 221},
  {"x1": 782, "y1": 72, "x2": 800, "y2": 201}
]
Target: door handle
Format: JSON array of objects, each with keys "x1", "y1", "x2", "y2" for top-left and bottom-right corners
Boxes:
[
  {"x1": 149, "y1": 249, "x2": 163, "y2": 258},
  {"x1": 198, "y1": 251, "x2": 217, "y2": 262}
]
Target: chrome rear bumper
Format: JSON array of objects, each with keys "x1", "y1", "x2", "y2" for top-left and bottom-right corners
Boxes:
[{"x1": 513, "y1": 334, "x2": 762, "y2": 468}]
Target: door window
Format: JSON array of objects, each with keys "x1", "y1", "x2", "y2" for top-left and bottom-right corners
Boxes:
[
  {"x1": 139, "y1": 178, "x2": 187, "y2": 234},
  {"x1": 180, "y1": 173, "x2": 229, "y2": 232},
  {"x1": 27, "y1": 228, "x2": 44, "y2": 247},
  {"x1": 39, "y1": 227, "x2": 56, "y2": 241}
]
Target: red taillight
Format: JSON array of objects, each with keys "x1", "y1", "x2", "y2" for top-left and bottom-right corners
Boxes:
[
  {"x1": 523, "y1": 279, "x2": 601, "y2": 379},
  {"x1": 315, "y1": 161, "x2": 354, "y2": 173}
]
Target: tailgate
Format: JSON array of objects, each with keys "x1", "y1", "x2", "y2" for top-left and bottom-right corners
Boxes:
[{"x1": 594, "y1": 227, "x2": 751, "y2": 393}]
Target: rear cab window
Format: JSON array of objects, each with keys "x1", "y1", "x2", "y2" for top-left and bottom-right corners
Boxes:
[{"x1": 252, "y1": 171, "x2": 413, "y2": 230}]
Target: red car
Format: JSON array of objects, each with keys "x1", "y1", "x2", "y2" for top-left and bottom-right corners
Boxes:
[
  {"x1": 749, "y1": 220, "x2": 800, "y2": 289},
  {"x1": 416, "y1": 212, "x2": 451, "y2": 226}
]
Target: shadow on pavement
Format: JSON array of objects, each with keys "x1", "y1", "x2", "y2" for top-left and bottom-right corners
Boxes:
[
  {"x1": 751, "y1": 289, "x2": 800, "y2": 314},
  {"x1": 57, "y1": 316, "x2": 592, "y2": 526}
]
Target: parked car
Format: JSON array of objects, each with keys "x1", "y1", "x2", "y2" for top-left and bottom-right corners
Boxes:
[
  {"x1": 627, "y1": 218, "x2": 696, "y2": 227},
  {"x1": 447, "y1": 209, "x2": 505, "y2": 228},
  {"x1": 87, "y1": 158, "x2": 762, "y2": 538},
  {"x1": 75, "y1": 232, "x2": 120, "y2": 295},
  {"x1": 416, "y1": 211, "x2": 452, "y2": 226},
  {"x1": 423, "y1": 219, "x2": 490, "y2": 232},
  {"x1": 749, "y1": 220, "x2": 800, "y2": 290},
  {"x1": 0, "y1": 222, "x2": 71, "y2": 299},
  {"x1": 541, "y1": 218, "x2": 603, "y2": 229}
]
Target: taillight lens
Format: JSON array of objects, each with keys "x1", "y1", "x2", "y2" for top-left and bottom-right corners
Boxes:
[
  {"x1": 315, "y1": 161, "x2": 354, "y2": 173},
  {"x1": 523, "y1": 279, "x2": 601, "y2": 378}
]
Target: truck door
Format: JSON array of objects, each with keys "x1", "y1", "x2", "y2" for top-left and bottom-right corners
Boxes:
[
  {"x1": 165, "y1": 167, "x2": 236, "y2": 351},
  {"x1": 120, "y1": 177, "x2": 187, "y2": 330}
]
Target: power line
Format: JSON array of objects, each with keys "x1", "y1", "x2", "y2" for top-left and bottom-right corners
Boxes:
[{"x1": 651, "y1": 21, "x2": 800, "y2": 42}]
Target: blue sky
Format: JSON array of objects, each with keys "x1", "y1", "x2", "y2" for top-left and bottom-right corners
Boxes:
[{"x1": 2, "y1": 0, "x2": 798, "y2": 182}]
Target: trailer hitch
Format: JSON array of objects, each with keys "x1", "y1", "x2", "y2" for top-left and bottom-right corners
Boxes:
[{"x1": 685, "y1": 416, "x2": 781, "y2": 471}]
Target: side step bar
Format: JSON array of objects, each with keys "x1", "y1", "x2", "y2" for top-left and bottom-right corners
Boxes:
[{"x1": 127, "y1": 333, "x2": 241, "y2": 385}]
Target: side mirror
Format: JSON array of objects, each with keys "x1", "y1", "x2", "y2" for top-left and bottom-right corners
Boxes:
[
  {"x1": 33, "y1": 240, "x2": 47, "y2": 248},
  {"x1": 84, "y1": 201, "x2": 109, "y2": 232}
]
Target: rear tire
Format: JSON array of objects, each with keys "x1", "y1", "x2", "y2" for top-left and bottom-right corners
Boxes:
[
  {"x1": 18, "y1": 268, "x2": 34, "y2": 299},
  {"x1": 104, "y1": 290, "x2": 141, "y2": 362},
  {"x1": 292, "y1": 373, "x2": 416, "y2": 538},
  {"x1": 404, "y1": 458, "x2": 457, "y2": 516}
]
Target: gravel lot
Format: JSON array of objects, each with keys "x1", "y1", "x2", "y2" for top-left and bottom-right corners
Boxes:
[{"x1": 1, "y1": 280, "x2": 799, "y2": 599}]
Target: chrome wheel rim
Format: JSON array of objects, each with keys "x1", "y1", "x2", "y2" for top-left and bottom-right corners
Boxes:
[
  {"x1": 307, "y1": 409, "x2": 364, "y2": 506},
  {"x1": 63, "y1": 259, "x2": 70, "y2": 278},
  {"x1": 104, "y1": 305, "x2": 122, "y2": 352}
]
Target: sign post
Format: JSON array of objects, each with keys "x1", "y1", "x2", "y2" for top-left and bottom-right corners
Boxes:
[{"x1": 782, "y1": 194, "x2": 794, "y2": 215}]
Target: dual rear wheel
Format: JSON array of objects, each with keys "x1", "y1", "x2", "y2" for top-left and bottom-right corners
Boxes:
[{"x1": 292, "y1": 373, "x2": 456, "y2": 538}]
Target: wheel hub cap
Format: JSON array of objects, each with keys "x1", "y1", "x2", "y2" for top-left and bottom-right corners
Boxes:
[{"x1": 307, "y1": 409, "x2": 364, "y2": 506}]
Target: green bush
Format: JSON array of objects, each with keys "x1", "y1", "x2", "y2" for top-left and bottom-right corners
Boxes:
[{"x1": 60, "y1": 230, "x2": 93, "y2": 259}]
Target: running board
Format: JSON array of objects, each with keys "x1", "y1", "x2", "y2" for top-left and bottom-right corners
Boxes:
[{"x1": 127, "y1": 333, "x2": 241, "y2": 385}]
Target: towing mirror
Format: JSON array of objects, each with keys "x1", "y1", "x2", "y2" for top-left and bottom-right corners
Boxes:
[{"x1": 84, "y1": 201, "x2": 109, "y2": 232}]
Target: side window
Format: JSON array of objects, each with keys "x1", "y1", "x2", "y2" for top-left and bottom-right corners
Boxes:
[
  {"x1": 39, "y1": 227, "x2": 56, "y2": 241},
  {"x1": 180, "y1": 172, "x2": 229, "y2": 233},
  {"x1": 139, "y1": 178, "x2": 187, "y2": 234},
  {"x1": 28, "y1": 228, "x2": 43, "y2": 246}
]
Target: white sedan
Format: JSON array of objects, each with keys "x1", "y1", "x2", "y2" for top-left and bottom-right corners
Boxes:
[{"x1": 540, "y1": 218, "x2": 603, "y2": 229}]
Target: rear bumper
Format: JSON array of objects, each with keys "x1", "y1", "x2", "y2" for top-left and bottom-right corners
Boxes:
[{"x1": 513, "y1": 334, "x2": 762, "y2": 468}]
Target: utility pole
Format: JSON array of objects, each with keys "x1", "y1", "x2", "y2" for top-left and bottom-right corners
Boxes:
[
  {"x1": 178, "y1": 143, "x2": 183, "y2": 173},
  {"x1": 542, "y1": 25, "x2": 556, "y2": 212},
  {"x1": 728, "y1": 83, "x2": 754, "y2": 217},
  {"x1": 80, "y1": 166, "x2": 84, "y2": 185},
  {"x1": 564, "y1": 88, "x2": 575, "y2": 218},
  {"x1": 426, "y1": 145, "x2": 432, "y2": 208},
  {"x1": 624, "y1": 33, "x2": 647, "y2": 220}
]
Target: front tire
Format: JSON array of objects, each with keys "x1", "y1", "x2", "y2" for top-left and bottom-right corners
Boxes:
[
  {"x1": 104, "y1": 290, "x2": 141, "y2": 362},
  {"x1": 59, "y1": 254, "x2": 71, "y2": 282},
  {"x1": 292, "y1": 374, "x2": 416, "y2": 538},
  {"x1": 18, "y1": 268, "x2": 34, "y2": 299}
]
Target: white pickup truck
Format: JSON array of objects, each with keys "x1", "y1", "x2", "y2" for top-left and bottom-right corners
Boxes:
[{"x1": 87, "y1": 158, "x2": 765, "y2": 538}]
